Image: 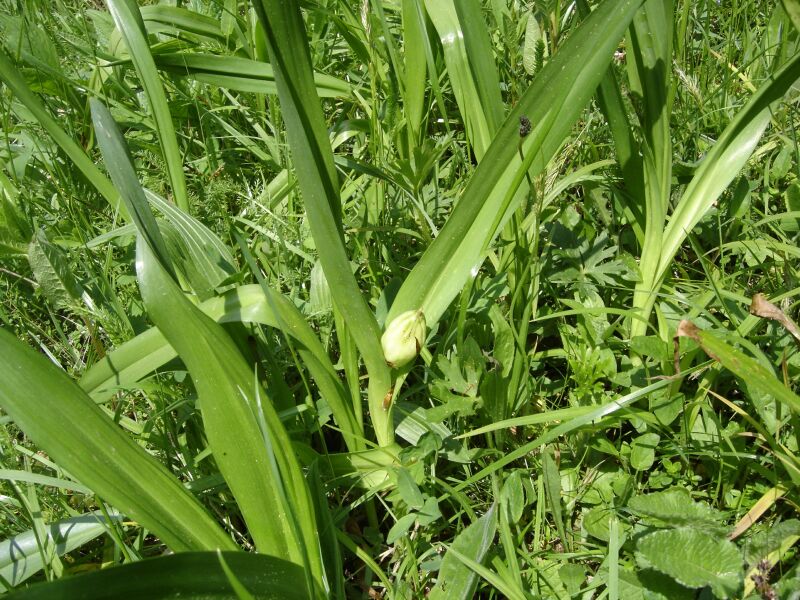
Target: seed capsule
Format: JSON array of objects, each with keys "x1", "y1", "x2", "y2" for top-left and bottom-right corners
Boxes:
[{"x1": 381, "y1": 309, "x2": 426, "y2": 368}]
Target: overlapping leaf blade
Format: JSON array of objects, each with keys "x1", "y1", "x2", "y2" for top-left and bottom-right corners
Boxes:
[
  {"x1": 251, "y1": 0, "x2": 393, "y2": 445},
  {"x1": 90, "y1": 99, "x2": 324, "y2": 592},
  {"x1": 106, "y1": 0, "x2": 189, "y2": 211},
  {"x1": 0, "y1": 328, "x2": 236, "y2": 553},
  {"x1": 387, "y1": 0, "x2": 646, "y2": 326},
  {"x1": 6, "y1": 552, "x2": 310, "y2": 600}
]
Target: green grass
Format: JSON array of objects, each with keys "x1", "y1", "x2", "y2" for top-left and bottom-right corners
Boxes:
[{"x1": 1, "y1": 0, "x2": 800, "y2": 598}]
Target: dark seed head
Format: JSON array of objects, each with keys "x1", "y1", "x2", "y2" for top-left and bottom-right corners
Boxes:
[{"x1": 519, "y1": 115, "x2": 532, "y2": 137}]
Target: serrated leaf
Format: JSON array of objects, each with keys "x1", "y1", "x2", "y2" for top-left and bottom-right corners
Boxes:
[
  {"x1": 635, "y1": 528, "x2": 742, "y2": 598},
  {"x1": 429, "y1": 504, "x2": 497, "y2": 600},
  {"x1": 628, "y1": 488, "x2": 725, "y2": 529},
  {"x1": 523, "y1": 11, "x2": 541, "y2": 76},
  {"x1": 27, "y1": 229, "x2": 86, "y2": 310}
]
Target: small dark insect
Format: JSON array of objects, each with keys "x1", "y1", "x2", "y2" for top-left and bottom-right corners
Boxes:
[{"x1": 519, "y1": 115, "x2": 532, "y2": 137}]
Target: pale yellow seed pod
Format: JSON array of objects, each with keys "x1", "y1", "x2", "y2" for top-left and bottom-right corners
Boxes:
[{"x1": 381, "y1": 309, "x2": 426, "y2": 368}]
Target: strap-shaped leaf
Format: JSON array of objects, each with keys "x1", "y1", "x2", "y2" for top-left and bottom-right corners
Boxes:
[
  {"x1": 89, "y1": 98, "x2": 324, "y2": 591},
  {"x1": 151, "y1": 53, "x2": 351, "y2": 98},
  {"x1": 387, "y1": 0, "x2": 646, "y2": 327},
  {"x1": 6, "y1": 552, "x2": 312, "y2": 599},
  {"x1": 251, "y1": 0, "x2": 393, "y2": 445},
  {"x1": 79, "y1": 284, "x2": 359, "y2": 451},
  {"x1": 424, "y1": 0, "x2": 504, "y2": 159},
  {"x1": 106, "y1": 0, "x2": 189, "y2": 211},
  {"x1": 0, "y1": 511, "x2": 123, "y2": 588},
  {"x1": 628, "y1": 0, "x2": 674, "y2": 339},
  {"x1": 0, "y1": 329, "x2": 236, "y2": 553}
]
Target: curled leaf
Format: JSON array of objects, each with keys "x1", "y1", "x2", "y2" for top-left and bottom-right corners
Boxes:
[{"x1": 749, "y1": 293, "x2": 800, "y2": 344}]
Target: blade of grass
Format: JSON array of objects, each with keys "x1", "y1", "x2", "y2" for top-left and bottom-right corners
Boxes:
[
  {"x1": 447, "y1": 369, "x2": 704, "y2": 495},
  {"x1": 0, "y1": 49, "x2": 124, "y2": 216}
]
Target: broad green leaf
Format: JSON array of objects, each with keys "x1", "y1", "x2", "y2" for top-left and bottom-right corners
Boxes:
[
  {"x1": 627, "y1": 488, "x2": 725, "y2": 529},
  {"x1": 635, "y1": 528, "x2": 742, "y2": 598},
  {"x1": 251, "y1": 0, "x2": 392, "y2": 445},
  {"x1": 0, "y1": 329, "x2": 236, "y2": 553},
  {"x1": 387, "y1": 0, "x2": 645, "y2": 328},
  {"x1": 629, "y1": 432, "x2": 660, "y2": 471},
  {"x1": 6, "y1": 552, "x2": 311, "y2": 599},
  {"x1": 429, "y1": 504, "x2": 497, "y2": 600},
  {"x1": 106, "y1": 0, "x2": 189, "y2": 211},
  {"x1": 0, "y1": 511, "x2": 122, "y2": 589},
  {"x1": 152, "y1": 53, "x2": 351, "y2": 98}
]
